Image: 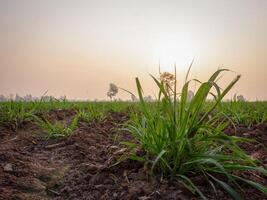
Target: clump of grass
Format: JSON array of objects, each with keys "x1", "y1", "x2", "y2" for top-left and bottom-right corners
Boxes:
[
  {"x1": 34, "y1": 115, "x2": 78, "y2": 139},
  {"x1": 0, "y1": 101, "x2": 35, "y2": 129},
  {"x1": 77, "y1": 104, "x2": 103, "y2": 123},
  {"x1": 218, "y1": 100, "x2": 267, "y2": 126},
  {"x1": 126, "y1": 68, "x2": 267, "y2": 199}
]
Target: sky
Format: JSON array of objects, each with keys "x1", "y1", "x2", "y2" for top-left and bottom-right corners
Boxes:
[{"x1": 0, "y1": 0, "x2": 266, "y2": 100}]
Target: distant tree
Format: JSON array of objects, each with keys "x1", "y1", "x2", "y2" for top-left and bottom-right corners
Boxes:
[
  {"x1": 59, "y1": 95, "x2": 67, "y2": 102},
  {"x1": 144, "y1": 95, "x2": 153, "y2": 102},
  {"x1": 0, "y1": 94, "x2": 7, "y2": 102},
  {"x1": 237, "y1": 95, "x2": 245, "y2": 102},
  {"x1": 32, "y1": 96, "x2": 40, "y2": 101},
  {"x1": 107, "y1": 83, "x2": 118, "y2": 100},
  {"x1": 24, "y1": 94, "x2": 33, "y2": 102},
  {"x1": 233, "y1": 94, "x2": 246, "y2": 102},
  {"x1": 15, "y1": 94, "x2": 23, "y2": 102},
  {"x1": 42, "y1": 95, "x2": 53, "y2": 102},
  {"x1": 8, "y1": 94, "x2": 14, "y2": 101}
]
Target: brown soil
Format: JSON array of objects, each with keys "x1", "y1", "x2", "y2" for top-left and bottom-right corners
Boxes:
[{"x1": 0, "y1": 110, "x2": 266, "y2": 200}]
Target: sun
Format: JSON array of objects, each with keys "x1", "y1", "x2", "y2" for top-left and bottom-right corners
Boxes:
[{"x1": 154, "y1": 34, "x2": 197, "y2": 72}]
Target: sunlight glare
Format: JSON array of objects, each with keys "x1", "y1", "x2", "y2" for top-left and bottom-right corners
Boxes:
[{"x1": 155, "y1": 34, "x2": 197, "y2": 72}]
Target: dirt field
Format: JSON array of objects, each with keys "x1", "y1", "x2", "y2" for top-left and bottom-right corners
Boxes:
[{"x1": 0, "y1": 110, "x2": 266, "y2": 200}]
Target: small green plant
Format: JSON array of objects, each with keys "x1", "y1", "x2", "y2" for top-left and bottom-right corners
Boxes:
[
  {"x1": 0, "y1": 101, "x2": 35, "y2": 129},
  {"x1": 126, "y1": 68, "x2": 267, "y2": 199},
  {"x1": 77, "y1": 104, "x2": 103, "y2": 123},
  {"x1": 34, "y1": 115, "x2": 78, "y2": 139},
  {"x1": 218, "y1": 100, "x2": 267, "y2": 126}
]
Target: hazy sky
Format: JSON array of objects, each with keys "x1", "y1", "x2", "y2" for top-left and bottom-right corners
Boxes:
[{"x1": 0, "y1": 0, "x2": 266, "y2": 100}]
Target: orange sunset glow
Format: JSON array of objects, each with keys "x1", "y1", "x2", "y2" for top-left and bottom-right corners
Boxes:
[{"x1": 0, "y1": 0, "x2": 266, "y2": 100}]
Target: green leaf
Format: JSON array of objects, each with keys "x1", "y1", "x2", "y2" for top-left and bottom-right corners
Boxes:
[
  {"x1": 151, "y1": 149, "x2": 166, "y2": 172},
  {"x1": 177, "y1": 175, "x2": 208, "y2": 200},
  {"x1": 208, "y1": 174, "x2": 242, "y2": 200},
  {"x1": 232, "y1": 175, "x2": 267, "y2": 196}
]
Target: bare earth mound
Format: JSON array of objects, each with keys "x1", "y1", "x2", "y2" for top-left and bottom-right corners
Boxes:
[{"x1": 0, "y1": 110, "x2": 266, "y2": 200}]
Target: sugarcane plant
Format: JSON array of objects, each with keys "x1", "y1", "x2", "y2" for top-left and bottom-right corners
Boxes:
[
  {"x1": 125, "y1": 66, "x2": 267, "y2": 199},
  {"x1": 34, "y1": 115, "x2": 78, "y2": 139}
]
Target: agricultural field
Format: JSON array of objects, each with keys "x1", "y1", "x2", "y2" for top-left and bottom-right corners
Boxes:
[{"x1": 0, "y1": 71, "x2": 267, "y2": 200}]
